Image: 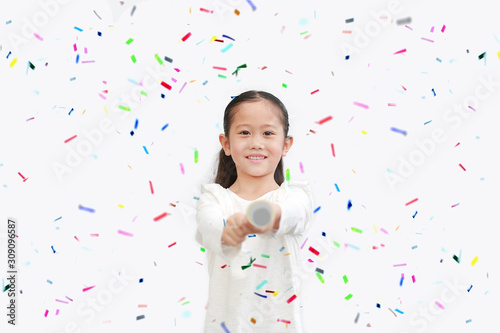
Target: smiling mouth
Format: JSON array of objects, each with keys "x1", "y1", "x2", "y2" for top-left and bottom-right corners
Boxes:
[{"x1": 246, "y1": 156, "x2": 267, "y2": 160}]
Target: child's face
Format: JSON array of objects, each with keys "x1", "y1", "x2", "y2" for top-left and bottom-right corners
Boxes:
[{"x1": 219, "y1": 99, "x2": 293, "y2": 184}]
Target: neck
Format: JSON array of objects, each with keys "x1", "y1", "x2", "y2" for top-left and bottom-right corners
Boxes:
[{"x1": 230, "y1": 174, "x2": 280, "y2": 197}]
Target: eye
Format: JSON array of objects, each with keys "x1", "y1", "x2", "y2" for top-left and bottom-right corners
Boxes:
[
  {"x1": 264, "y1": 131, "x2": 274, "y2": 136},
  {"x1": 240, "y1": 130, "x2": 250, "y2": 135}
]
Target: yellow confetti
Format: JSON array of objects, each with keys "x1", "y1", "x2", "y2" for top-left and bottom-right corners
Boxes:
[
  {"x1": 471, "y1": 256, "x2": 478, "y2": 266},
  {"x1": 497, "y1": 51, "x2": 500, "y2": 60},
  {"x1": 361, "y1": 130, "x2": 368, "y2": 135},
  {"x1": 273, "y1": 290, "x2": 280, "y2": 297},
  {"x1": 9, "y1": 57, "x2": 18, "y2": 68},
  {"x1": 118, "y1": 204, "x2": 124, "y2": 209}
]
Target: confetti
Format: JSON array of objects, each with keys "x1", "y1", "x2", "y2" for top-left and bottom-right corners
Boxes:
[
  {"x1": 161, "y1": 81, "x2": 172, "y2": 90},
  {"x1": 194, "y1": 149, "x2": 199, "y2": 163},
  {"x1": 351, "y1": 227, "x2": 362, "y2": 233},
  {"x1": 316, "y1": 272, "x2": 324, "y2": 283},
  {"x1": 221, "y1": 322, "x2": 231, "y2": 332},
  {"x1": 180, "y1": 163, "x2": 185, "y2": 174},
  {"x1": 256, "y1": 280, "x2": 268, "y2": 290},
  {"x1": 136, "y1": 315, "x2": 145, "y2": 320},
  {"x1": 317, "y1": 115, "x2": 333, "y2": 124},
  {"x1": 345, "y1": 293, "x2": 353, "y2": 300},
  {"x1": 78, "y1": 205, "x2": 95, "y2": 213},
  {"x1": 118, "y1": 230, "x2": 133, "y2": 237},
  {"x1": 313, "y1": 206, "x2": 321, "y2": 213},
  {"x1": 394, "y1": 48, "x2": 407, "y2": 55},
  {"x1": 278, "y1": 319, "x2": 291, "y2": 324},
  {"x1": 405, "y1": 198, "x2": 418, "y2": 206},
  {"x1": 310, "y1": 89, "x2": 319, "y2": 95},
  {"x1": 286, "y1": 294, "x2": 297, "y2": 303},
  {"x1": 471, "y1": 256, "x2": 478, "y2": 266},
  {"x1": 459, "y1": 164, "x2": 466, "y2": 171},
  {"x1": 246, "y1": 0, "x2": 257, "y2": 11},
  {"x1": 181, "y1": 32, "x2": 192, "y2": 42},
  {"x1": 390, "y1": 127, "x2": 407, "y2": 136},
  {"x1": 153, "y1": 212, "x2": 169, "y2": 221},
  {"x1": 347, "y1": 200, "x2": 352, "y2": 210},
  {"x1": 353, "y1": 101, "x2": 369, "y2": 109},
  {"x1": 82, "y1": 286, "x2": 95, "y2": 292},
  {"x1": 343, "y1": 275, "x2": 349, "y2": 284},
  {"x1": 309, "y1": 246, "x2": 319, "y2": 256},
  {"x1": 286, "y1": 168, "x2": 290, "y2": 182},
  {"x1": 168, "y1": 242, "x2": 176, "y2": 248}
]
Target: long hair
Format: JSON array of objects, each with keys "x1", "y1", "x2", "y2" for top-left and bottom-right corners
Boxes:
[{"x1": 214, "y1": 90, "x2": 290, "y2": 188}]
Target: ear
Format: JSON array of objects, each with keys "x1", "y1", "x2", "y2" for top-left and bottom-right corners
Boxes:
[
  {"x1": 219, "y1": 134, "x2": 231, "y2": 156},
  {"x1": 282, "y1": 136, "x2": 293, "y2": 156}
]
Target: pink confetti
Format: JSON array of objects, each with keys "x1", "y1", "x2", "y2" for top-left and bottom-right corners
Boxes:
[
  {"x1": 33, "y1": 32, "x2": 44, "y2": 41},
  {"x1": 299, "y1": 162, "x2": 304, "y2": 173},
  {"x1": 435, "y1": 301, "x2": 445, "y2": 310},
  {"x1": 149, "y1": 180, "x2": 154, "y2": 194},
  {"x1": 331, "y1": 143, "x2": 335, "y2": 157},
  {"x1": 353, "y1": 101, "x2": 369, "y2": 109},
  {"x1": 441, "y1": 25, "x2": 446, "y2": 33},
  {"x1": 253, "y1": 264, "x2": 267, "y2": 268},
  {"x1": 117, "y1": 229, "x2": 133, "y2": 237},
  {"x1": 421, "y1": 37, "x2": 434, "y2": 43},
  {"x1": 82, "y1": 286, "x2": 95, "y2": 292},
  {"x1": 44, "y1": 309, "x2": 49, "y2": 317},
  {"x1": 394, "y1": 48, "x2": 407, "y2": 55},
  {"x1": 180, "y1": 163, "x2": 185, "y2": 174}
]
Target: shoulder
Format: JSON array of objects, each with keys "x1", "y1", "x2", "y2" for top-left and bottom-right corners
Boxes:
[
  {"x1": 283, "y1": 180, "x2": 311, "y2": 192},
  {"x1": 200, "y1": 183, "x2": 227, "y2": 198}
]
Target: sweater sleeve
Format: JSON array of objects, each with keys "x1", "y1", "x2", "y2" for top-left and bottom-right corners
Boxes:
[
  {"x1": 274, "y1": 181, "x2": 314, "y2": 237},
  {"x1": 195, "y1": 184, "x2": 241, "y2": 260}
]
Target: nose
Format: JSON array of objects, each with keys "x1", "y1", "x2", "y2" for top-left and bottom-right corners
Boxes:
[{"x1": 250, "y1": 135, "x2": 264, "y2": 149}]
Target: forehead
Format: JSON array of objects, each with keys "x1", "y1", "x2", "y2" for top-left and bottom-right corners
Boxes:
[{"x1": 231, "y1": 99, "x2": 281, "y2": 125}]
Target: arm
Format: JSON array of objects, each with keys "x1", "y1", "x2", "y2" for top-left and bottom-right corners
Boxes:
[
  {"x1": 196, "y1": 185, "x2": 241, "y2": 259},
  {"x1": 272, "y1": 181, "x2": 313, "y2": 237}
]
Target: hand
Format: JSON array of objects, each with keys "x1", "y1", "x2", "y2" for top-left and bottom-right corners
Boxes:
[{"x1": 221, "y1": 212, "x2": 274, "y2": 246}]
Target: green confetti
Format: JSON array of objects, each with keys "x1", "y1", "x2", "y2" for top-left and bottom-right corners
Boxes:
[
  {"x1": 345, "y1": 293, "x2": 353, "y2": 300},
  {"x1": 343, "y1": 275, "x2": 349, "y2": 284},
  {"x1": 241, "y1": 257, "x2": 256, "y2": 270},
  {"x1": 29, "y1": 61, "x2": 35, "y2": 70},
  {"x1": 333, "y1": 241, "x2": 340, "y2": 248},
  {"x1": 119, "y1": 105, "x2": 131, "y2": 111},
  {"x1": 453, "y1": 254, "x2": 460, "y2": 263},
  {"x1": 218, "y1": 74, "x2": 227, "y2": 79},
  {"x1": 194, "y1": 149, "x2": 199, "y2": 163},
  {"x1": 316, "y1": 272, "x2": 324, "y2": 284},
  {"x1": 125, "y1": 38, "x2": 134, "y2": 45},
  {"x1": 286, "y1": 168, "x2": 290, "y2": 182},
  {"x1": 131, "y1": 54, "x2": 137, "y2": 63},
  {"x1": 154, "y1": 53, "x2": 163, "y2": 65},
  {"x1": 200, "y1": 247, "x2": 205, "y2": 252},
  {"x1": 181, "y1": 301, "x2": 190, "y2": 306},
  {"x1": 3, "y1": 284, "x2": 11, "y2": 292},
  {"x1": 300, "y1": 31, "x2": 309, "y2": 35},
  {"x1": 351, "y1": 227, "x2": 363, "y2": 234},
  {"x1": 478, "y1": 52, "x2": 486, "y2": 60},
  {"x1": 140, "y1": 90, "x2": 148, "y2": 97},
  {"x1": 261, "y1": 254, "x2": 270, "y2": 258},
  {"x1": 282, "y1": 83, "x2": 287, "y2": 88}
]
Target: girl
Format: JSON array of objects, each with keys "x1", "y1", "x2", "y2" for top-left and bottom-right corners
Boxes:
[{"x1": 196, "y1": 90, "x2": 314, "y2": 332}]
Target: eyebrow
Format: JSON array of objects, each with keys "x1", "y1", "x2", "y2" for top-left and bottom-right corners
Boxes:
[{"x1": 235, "y1": 124, "x2": 278, "y2": 130}]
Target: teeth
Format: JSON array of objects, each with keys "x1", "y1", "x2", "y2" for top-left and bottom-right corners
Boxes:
[{"x1": 247, "y1": 156, "x2": 265, "y2": 160}]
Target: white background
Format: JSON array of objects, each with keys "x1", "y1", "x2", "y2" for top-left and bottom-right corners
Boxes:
[{"x1": 1, "y1": 0, "x2": 499, "y2": 332}]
